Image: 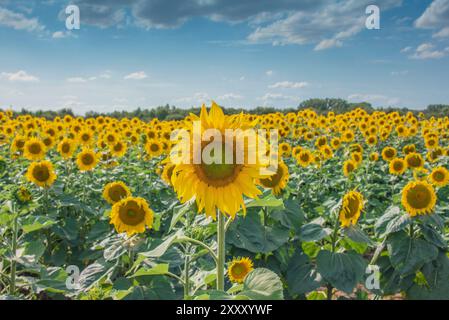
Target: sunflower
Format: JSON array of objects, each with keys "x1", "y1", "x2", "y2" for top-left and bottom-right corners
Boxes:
[
  {"x1": 23, "y1": 138, "x2": 46, "y2": 161},
  {"x1": 161, "y1": 162, "x2": 176, "y2": 186},
  {"x1": 103, "y1": 181, "x2": 132, "y2": 204},
  {"x1": 381, "y1": 146, "x2": 397, "y2": 162},
  {"x1": 110, "y1": 197, "x2": 154, "y2": 236},
  {"x1": 405, "y1": 152, "x2": 424, "y2": 169},
  {"x1": 78, "y1": 129, "x2": 94, "y2": 146},
  {"x1": 26, "y1": 160, "x2": 57, "y2": 188},
  {"x1": 76, "y1": 149, "x2": 98, "y2": 171},
  {"x1": 401, "y1": 181, "x2": 436, "y2": 217},
  {"x1": 369, "y1": 152, "x2": 379, "y2": 162},
  {"x1": 258, "y1": 161, "x2": 289, "y2": 196},
  {"x1": 110, "y1": 140, "x2": 127, "y2": 158},
  {"x1": 145, "y1": 139, "x2": 163, "y2": 158},
  {"x1": 227, "y1": 257, "x2": 254, "y2": 283},
  {"x1": 14, "y1": 186, "x2": 32, "y2": 204},
  {"x1": 296, "y1": 149, "x2": 313, "y2": 167},
  {"x1": 428, "y1": 167, "x2": 449, "y2": 187},
  {"x1": 351, "y1": 152, "x2": 363, "y2": 165},
  {"x1": 57, "y1": 138, "x2": 76, "y2": 159},
  {"x1": 171, "y1": 102, "x2": 265, "y2": 219},
  {"x1": 11, "y1": 135, "x2": 26, "y2": 153},
  {"x1": 389, "y1": 158, "x2": 407, "y2": 175},
  {"x1": 343, "y1": 159, "x2": 357, "y2": 177},
  {"x1": 279, "y1": 142, "x2": 291, "y2": 157},
  {"x1": 339, "y1": 191, "x2": 364, "y2": 227}
]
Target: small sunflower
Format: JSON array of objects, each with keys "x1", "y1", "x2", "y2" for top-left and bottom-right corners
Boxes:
[
  {"x1": 57, "y1": 138, "x2": 77, "y2": 159},
  {"x1": 14, "y1": 186, "x2": 33, "y2": 204},
  {"x1": 389, "y1": 158, "x2": 407, "y2": 175},
  {"x1": 110, "y1": 140, "x2": 127, "y2": 158},
  {"x1": 369, "y1": 152, "x2": 379, "y2": 162},
  {"x1": 428, "y1": 167, "x2": 449, "y2": 187},
  {"x1": 339, "y1": 191, "x2": 364, "y2": 227},
  {"x1": 405, "y1": 152, "x2": 424, "y2": 169},
  {"x1": 145, "y1": 139, "x2": 163, "y2": 158},
  {"x1": 26, "y1": 160, "x2": 57, "y2": 188},
  {"x1": 103, "y1": 181, "x2": 131, "y2": 204},
  {"x1": 76, "y1": 149, "x2": 98, "y2": 171},
  {"x1": 110, "y1": 197, "x2": 154, "y2": 236},
  {"x1": 381, "y1": 146, "x2": 397, "y2": 162},
  {"x1": 343, "y1": 159, "x2": 357, "y2": 177},
  {"x1": 258, "y1": 161, "x2": 289, "y2": 195},
  {"x1": 401, "y1": 181, "x2": 436, "y2": 217},
  {"x1": 296, "y1": 149, "x2": 313, "y2": 167},
  {"x1": 227, "y1": 257, "x2": 254, "y2": 283},
  {"x1": 23, "y1": 138, "x2": 47, "y2": 161}
]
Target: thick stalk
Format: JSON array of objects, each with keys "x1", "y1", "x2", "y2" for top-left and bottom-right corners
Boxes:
[
  {"x1": 216, "y1": 210, "x2": 225, "y2": 291},
  {"x1": 9, "y1": 208, "x2": 19, "y2": 295},
  {"x1": 327, "y1": 216, "x2": 340, "y2": 300},
  {"x1": 184, "y1": 254, "x2": 190, "y2": 299}
]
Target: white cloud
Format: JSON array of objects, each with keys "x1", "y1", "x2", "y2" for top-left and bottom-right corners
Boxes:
[
  {"x1": 239, "y1": 76, "x2": 245, "y2": 81},
  {"x1": 400, "y1": 46, "x2": 413, "y2": 53},
  {"x1": 124, "y1": 71, "x2": 148, "y2": 80},
  {"x1": 0, "y1": 70, "x2": 39, "y2": 82},
  {"x1": 265, "y1": 70, "x2": 274, "y2": 76},
  {"x1": 217, "y1": 93, "x2": 244, "y2": 100},
  {"x1": 174, "y1": 92, "x2": 210, "y2": 104},
  {"x1": 66, "y1": 77, "x2": 88, "y2": 83},
  {"x1": 247, "y1": 1, "x2": 401, "y2": 50},
  {"x1": 348, "y1": 93, "x2": 399, "y2": 106},
  {"x1": 269, "y1": 81, "x2": 308, "y2": 89},
  {"x1": 0, "y1": 7, "x2": 44, "y2": 32},
  {"x1": 52, "y1": 30, "x2": 75, "y2": 39},
  {"x1": 415, "y1": 0, "x2": 449, "y2": 38},
  {"x1": 409, "y1": 43, "x2": 449, "y2": 60},
  {"x1": 391, "y1": 70, "x2": 409, "y2": 76},
  {"x1": 259, "y1": 93, "x2": 299, "y2": 102}
]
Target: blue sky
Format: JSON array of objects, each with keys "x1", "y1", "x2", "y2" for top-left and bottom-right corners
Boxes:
[{"x1": 0, "y1": 0, "x2": 449, "y2": 114}]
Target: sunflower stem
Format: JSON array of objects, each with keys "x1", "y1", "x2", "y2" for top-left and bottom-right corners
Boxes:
[
  {"x1": 216, "y1": 210, "x2": 225, "y2": 291},
  {"x1": 9, "y1": 204, "x2": 18, "y2": 296},
  {"x1": 183, "y1": 252, "x2": 190, "y2": 299}
]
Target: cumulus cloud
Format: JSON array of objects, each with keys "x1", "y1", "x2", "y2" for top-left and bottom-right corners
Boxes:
[
  {"x1": 0, "y1": 70, "x2": 39, "y2": 82},
  {"x1": 174, "y1": 92, "x2": 210, "y2": 104},
  {"x1": 269, "y1": 81, "x2": 308, "y2": 89},
  {"x1": 265, "y1": 70, "x2": 273, "y2": 76},
  {"x1": 259, "y1": 93, "x2": 299, "y2": 102},
  {"x1": 409, "y1": 43, "x2": 449, "y2": 59},
  {"x1": 124, "y1": 71, "x2": 148, "y2": 80},
  {"x1": 66, "y1": 77, "x2": 88, "y2": 83},
  {"x1": 0, "y1": 7, "x2": 44, "y2": 32},
  {"x1": 52, "y1": 30, "x2": 76, "y2": 39},
  {"x1": 348, "y1": 93, "x2": 399, "y2": 106},
  {"x1": 415, "y1": 0, "x2": 449, "y2": 37},
  {"x1": 217, "y1": 93, "x2": 243, "y2": 100}
]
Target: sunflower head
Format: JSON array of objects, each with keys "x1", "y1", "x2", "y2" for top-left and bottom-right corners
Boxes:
[
  {"x1": 14, "y1": 186, "x2": 33, "y2": 204},
  {"x1": 369, "y1": 152, "x2": 379, "y2": 162},
  {"x1": 428, "y1": 167, "x2": 449, "y2": 187},
  {"x1": 405, "y1": 152, "x2": 424, "y2": 169},
  {"x1": 23, "y1": 138, "x2": 47, "y2": 161},
  {"x1": 57, "y1": 138, "x2": 77, "y2": 159},
  {"x1": 258, "y1": 161, "x2": 289, "y2": 196},
  {"x1": 296, "y1": 149, "x2": 313, "y2": 167},
  {"x1": 382, "y1": 146, "x2": 397, "y2": 162},
  {"x1": 103, "y1": 181, "x2": 131, "y2": 204},
  {"x1": 76, "y1": 149, "x2": 98, "y2": 171},
  {"x1": 110, "y1": 197, "x2": 154, "y2": 236},
  {"x1": 339, "y1": 191, "x2": 364, "y2": 227},
  {"x1": 145, "y1": 139, "x2": 163, "y2": 157},
  {"x1": 227, "y1": 257, "x2": 254, "y2": 283},
  {"x1": 26, "y1": 160, "x2": 57, "y2": 188},
  {"x1": 343, "y1": 159, "x2": 357, "y2": 177},
  {"x1": 161, "y1": 162, "x2": 176, "y2": 186},
  {"x1": 401, "y1": 180, "x2": 436, "y2": 217},
  {"x1": 389, "y1": 158, "x2": 407, "y2": 175}
]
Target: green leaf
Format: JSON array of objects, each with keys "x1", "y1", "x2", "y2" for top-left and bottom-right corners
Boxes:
[
  {"x1": 271, "y1": 199, "x2": 304, "y2": 230},
  {"x1": 285, "y1": 250, "x2": 322, "y2": 295},
  {"x1": 316, "y1": 250, "x2": 367, "y2": 294},
  {"x1": 420, "y1": 225, "x2": 447, "y2": 249},
  {"x1": 24, "y1": 240, "x2": 46, "y2": 261},
  {"x1": 387, "y1": 231, "x2": 439, "y2": 276},
  {"x1": 375, "y1": 206, "x2": 410, "y2": 237},
  {"x1": 342, "y1": 225, "x2": 374, "y2": 246},
  {"x1": 22, "y1": 216, "x2": 56, "y2": 233},
  {"x1": 246, "y1": 194, "x2": 284, "y2": 208},
  {"x1": 407, "y1": 252, "x2": 449, "y2": 300},
  {"x1": 241, "y1": 268, "x2": 284, "y2": 300},
  {"x1": 298, "y1": 218, "x2": 331, "y2": 242},
  {"x1": 140, "y1": 230, "x2": 184, "y2": 258},
  {"x1": 169, "y1": 202, "x2": 191, "y2": 232},
  {"x1": 227, "y1": 213, "x2": 289, "y2": 254},
  {"x1": 130, "y1": 264, "x2": 170, "y2": 278}
]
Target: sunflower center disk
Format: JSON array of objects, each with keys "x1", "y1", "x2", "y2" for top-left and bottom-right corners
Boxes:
[
  {"x1": 119, "y1": 201, "x2": 145, "y2": 226},
  {"x1": 406, "y1": 186, "x2": 431, "y2": 209}
]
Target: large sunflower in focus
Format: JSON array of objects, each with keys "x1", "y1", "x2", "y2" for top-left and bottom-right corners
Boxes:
[
  {"x1": 26, "y1": 160, "x2": 57, "y2": 188},
  {"x1": 171, "y1": 102, "x2": 265, "y2": 219},
  {"x1": 339, "y1": 191, "x2": 364, "y2": 227},
  {"x1": 401, "y1": 181, "x2": 436, "y2": 217},
  {"x1": 110, "y1": 197, "x2": 154, "y2": 236}
]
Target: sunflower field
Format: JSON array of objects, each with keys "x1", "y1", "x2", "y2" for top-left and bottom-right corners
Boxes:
[{"x1": 1, "y1": 103, "x2": 449, "y2": 300}]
